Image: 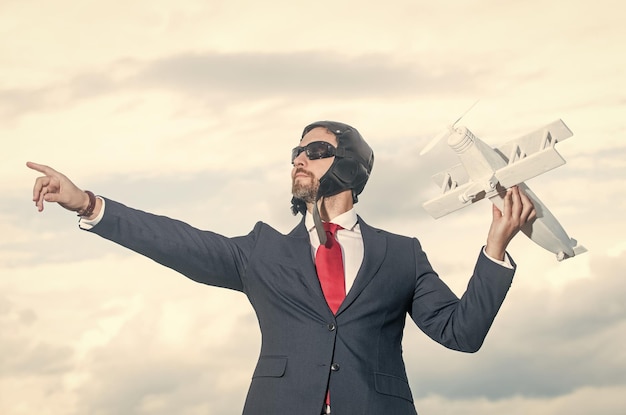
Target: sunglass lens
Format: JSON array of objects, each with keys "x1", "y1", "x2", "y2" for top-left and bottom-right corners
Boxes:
[
  {"x1": 291, "y1": 148, "x2": 301, "y2": 162},
  {"x1": 306, "y1": 142, "x2": 330, "y2": 160},
  {"x1": 291, "y1": 141, "x2": 335, "y2": 163}
]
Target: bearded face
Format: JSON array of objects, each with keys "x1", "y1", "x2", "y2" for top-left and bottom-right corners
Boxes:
[
  {"x1": 291, "y1": 168, "x2": 319, "y2": 203},
  {"x1": 291, "y1": 127, "x2": 337, "y2": 205}
]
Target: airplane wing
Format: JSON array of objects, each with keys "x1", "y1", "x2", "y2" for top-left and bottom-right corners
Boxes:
[
  {"x1": 422, "y1": 181, "x2": 487, "y2": 218},
  {"x1": 493, "y1": 119, "x2": 573, "y2": 188},
  {"x1": 495, "y1": 119, "x2": 573, "y2": 158},
  {"x1": 430, "y1": 162, "x2": 469, "y2": 189},
  {"x1": 423, "y1": 167, "x2": 486, "y2": 218}
]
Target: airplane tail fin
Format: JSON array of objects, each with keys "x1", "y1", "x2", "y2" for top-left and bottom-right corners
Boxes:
[
  {"x1": 572, "y1": 239, "x2": 587, "y2": 256},
  {"x1": 556, "y1": 238, "x2": 587, "y2": 261}
]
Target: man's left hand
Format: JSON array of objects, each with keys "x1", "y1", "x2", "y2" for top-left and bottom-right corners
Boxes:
[{"x1": 485, "y1": 186, "x2": 536, "y2": 261}]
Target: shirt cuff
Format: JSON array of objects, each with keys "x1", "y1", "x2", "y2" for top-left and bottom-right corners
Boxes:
[
  {"x1": 482, "y1": 246, "x2": 513, "y2": 269},
  {"x1": 78, "y1": 197, "x2": 105, "y2": 230}
]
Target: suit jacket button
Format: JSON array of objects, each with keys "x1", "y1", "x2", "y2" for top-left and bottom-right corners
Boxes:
[
  {"x1": 331, "y1": 363, "x2": 340, "y2": 371},
  {"x1": 327, "y1": 323, "x2": 336, "y2": 331}
]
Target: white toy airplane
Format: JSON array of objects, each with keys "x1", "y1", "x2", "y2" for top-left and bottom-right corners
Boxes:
[{"x1": 420, "y1": 117, "x2": 586, "y2": 261}]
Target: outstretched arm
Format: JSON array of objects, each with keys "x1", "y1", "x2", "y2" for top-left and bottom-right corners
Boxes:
[
  {"x1": 485, "y1": 185, "x2": 536, "y2": 261},
  {"x1": 26, "y1": 161, "x2": 103, "y2": 220}
]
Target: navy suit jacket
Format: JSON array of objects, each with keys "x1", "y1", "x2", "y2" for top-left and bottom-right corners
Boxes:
[{"x1": 89, "y1": 198, "x2": 515, "y2": 415}]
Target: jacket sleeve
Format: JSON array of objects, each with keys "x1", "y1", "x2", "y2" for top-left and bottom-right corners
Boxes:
[
  {"x1": 409, "y1": 239, "x2": 515, "y2": 352},
  {"x1": 85, "y1": 198, "x2": 258, "y2": 292}
]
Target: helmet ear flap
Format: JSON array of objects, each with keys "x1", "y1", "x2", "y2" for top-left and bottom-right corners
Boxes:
[
  {"x1": 349, "y1": 163, "x2": 370, "y2": 198},
  {"x1": 317, "y1": 159, "x2": 368, "y2": 200},
  {"x1": 333, "y1": 158, "x2": 359, "y2": 183}
]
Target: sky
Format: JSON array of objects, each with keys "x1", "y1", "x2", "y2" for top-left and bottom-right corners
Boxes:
[{"x1": 2, "y1": 0, "x2": 626, "y2": 414}]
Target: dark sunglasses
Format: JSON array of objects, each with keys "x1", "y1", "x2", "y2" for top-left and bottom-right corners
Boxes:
[{"x1": 291, "y1": 141, "x2": 337, "y2": 164}]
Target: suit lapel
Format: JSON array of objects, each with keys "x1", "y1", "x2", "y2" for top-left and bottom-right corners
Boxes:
[
  {"x1": 288, "y1": 219, "x2": 332, "y2": 311},
  {"x1": 336, "y1": 216, "x2": 387, "y2": 315}
]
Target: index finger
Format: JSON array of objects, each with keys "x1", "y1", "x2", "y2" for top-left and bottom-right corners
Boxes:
[
  {"x1": 26, "y1": 161, "x2": 58, "y2": 176},
  {"x1": 501, "y1": 186, "x2": 513, "y2": 218}
]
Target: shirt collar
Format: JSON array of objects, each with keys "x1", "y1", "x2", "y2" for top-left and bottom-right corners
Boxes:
[{"x1": 305, "y1": 208, "x2": 358, "y2": 233}]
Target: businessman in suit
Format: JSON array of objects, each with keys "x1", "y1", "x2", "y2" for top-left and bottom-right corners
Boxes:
[{"x1": 28, "y1": 121, "x2": 535, "y2": 414}]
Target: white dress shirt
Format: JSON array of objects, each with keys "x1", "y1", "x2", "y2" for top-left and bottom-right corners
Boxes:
[{"x1": 305, "y1": 208, "x2": 363, "y2": 294}]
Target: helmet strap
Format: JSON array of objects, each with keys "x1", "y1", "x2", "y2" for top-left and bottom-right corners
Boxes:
[{"x1": 312, "y1": 196, "x2": 327, "y2": 246}]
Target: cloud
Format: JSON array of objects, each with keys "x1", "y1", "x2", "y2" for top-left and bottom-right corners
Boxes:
[
  {"x1": 72, "y1": 306, "x2": 259, "y2": 415},
  {"x1": 0, "y1": 295, "x2": 74, "y2": 377},
  {"x1": 0, "y1": 51, "x2": 500, "y2": 120},
  {"x1": 414, "y1": 385, "x2": 626, "y2": 415},
  {"x1": 0, "y1": 253, "x2": 261, "y2": 415},
  {"x1": 135, "y1": 51, "x2": 486, "y2": 97}
]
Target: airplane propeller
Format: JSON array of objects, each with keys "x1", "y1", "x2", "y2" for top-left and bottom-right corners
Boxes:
[{"x1": 419, "y1": 100, "x2": 479, "y2": 156}]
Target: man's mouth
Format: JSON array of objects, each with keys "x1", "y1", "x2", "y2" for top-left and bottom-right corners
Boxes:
[{"x1": 293, "y1": 168, "x2": 313, "y2": 179}]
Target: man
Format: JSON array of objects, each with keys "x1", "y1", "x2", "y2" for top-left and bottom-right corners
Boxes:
[{"x1": 28, "y1": 121, "x2": 535, "y2": 414}]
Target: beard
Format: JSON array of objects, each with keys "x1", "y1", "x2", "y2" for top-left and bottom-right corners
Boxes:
[{"x1": 292, "y1": 168, "x2": 319, "y2": 203}]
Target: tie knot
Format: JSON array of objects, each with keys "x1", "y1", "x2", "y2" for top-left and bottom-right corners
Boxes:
[
  {"x1": 322, "y1": 222, "x2": 342, "y2": 248},
  {"x1": 323, "y1": 222, "x2": 342, "y2": 235}
]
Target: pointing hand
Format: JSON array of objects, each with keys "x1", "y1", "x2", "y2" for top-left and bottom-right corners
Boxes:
[{"x1": 26, "y1": 161, "x2": 93, "y2": 215}]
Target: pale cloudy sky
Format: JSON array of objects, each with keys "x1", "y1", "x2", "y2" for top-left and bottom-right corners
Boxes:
[{"x1": 2, "y1": 0, "x2": 626, "y2": 414}]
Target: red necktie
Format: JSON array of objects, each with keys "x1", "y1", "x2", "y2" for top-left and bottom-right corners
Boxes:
[{"x1": 315, "y1": 222, "x2": 345, "y2": 314}]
